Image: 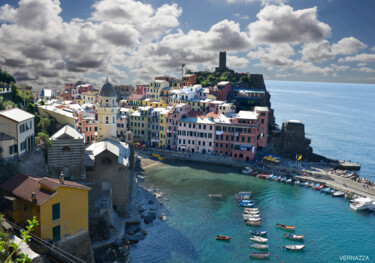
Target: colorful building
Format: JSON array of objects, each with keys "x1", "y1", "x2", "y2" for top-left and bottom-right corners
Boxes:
[
  {"x1": 129, "y1": 106, "x2": 152, "y2": 143},
  {"x1": 158, "y1": 109, "x2": 170, "y2": 148},
  {"x1": 77, "y1": 113, "x2": 97, "y2": 144},
  {"x1": 1, "y1": 174, "x2": 90, "y2": 243},
  {"x1": 0, "y1": 108, "x2": 35, "y2": 157},
  {"x1": 166, "y1": 103, "x2": 190, "y2": 150},
  {"x1": 209, "y1": 81, "x2": 232, "y2": 101}
]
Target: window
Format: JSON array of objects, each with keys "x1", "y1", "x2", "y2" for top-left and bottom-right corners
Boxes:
[
  {"x1": 52, "y1": 203, "x2": 60, "y2": 220},
  {"x1": 53, "y1": 225, "x2": 61, "y2": 242},
  {"x1": 261, "y1": 119, "x2": 264, "y2": 124},
  {"x1": 62, "y1": 146, "x2": 71, "y2": 152},
  {"x1": 9, "y1": 145, "x2": 13, "y2": 155}
]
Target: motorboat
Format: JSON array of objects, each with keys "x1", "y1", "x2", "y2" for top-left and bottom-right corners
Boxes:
[
  {"x1": 276, "y1": 223, "x2": 296, "y2": 231},
  {"x1": 329, "y1": 189, "x2": 336, "y2": 194},
  {"x1": 314, "y1": 184, "x2": 324, "y2": 190},
  {"x1": 300, "y1": 182, "x2": 308, "y2": 187},
  {"x1": 216, "y1": 235, "x2": 230, "y2": 240},
  {"x1": 250, "y1": 243, "x2": 269, "y2": 250},
  {"x1": 250, "y1": 252, "x2": 270, "y2": 259},
  {"x1": 244, "y1": 217, "x2": 261, "y2": 222},
  {"x1": 308, "y1": 183, "x2": 314, "y2": 187},
  {"x1": 321, "y1": 187, "x2": 330, "y2": 193},
  {"x1": 281, "y1": 177, "x2": 287, "y2": 182},
  {"x1": 250, "y1": 230, "x2": 267, "y2": 236},
  {"x1": 242, "y1": 168, "x2": 253, "y2": 174},
  {"x1": 350, "y1": 197, "x2": 375, "y2": 211},
  {"x1": 240, "y1": 202, "x2": 255, "y2": 207},
  {"x1": 244, "y1": 208, "x2": 259, "y2": 212},
  {"x1": 312, "y1": 183, "x2": 320, "y2": 189},
  {"x1": 250, "y1": 236, "x2": 268, "y2": 243},
  {"x1": 238, "y1": 191, "x2": 252, "y2": 195},
  {"x1": 272, "y1": 175, "x2": 278, "y2": 180},
  {"x1": 266, "y1": 174, "x2": 274, "y2": 180},
  {"x1": 286, "y1": 178, "x2": 293, "y2": 184},
  {"x1": 332, "y1": 191, "x2": 345, "y2": 197},
  {"x1": 283, "y1": 234, "x2": 304, "y2": 240},
  {"x1": 294, "y1": 180, "x2": 301, "y2": 185},
  {"x1": 243, "y1": 210, "x2": 259, "y2": 215},
  {"x1": 283, "y1": 245, "x2": 305, "y2": 251},
  {"x1": 275, "y1": 176, "x2": 282, "y2": 181}
]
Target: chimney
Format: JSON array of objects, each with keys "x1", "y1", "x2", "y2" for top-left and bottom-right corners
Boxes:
[
  {"x1": 59, "y1": 171, "x2": 64, "y2": 184},
  {"x1": 31, "y1": 192, "x2": 36, "y2": 203}
]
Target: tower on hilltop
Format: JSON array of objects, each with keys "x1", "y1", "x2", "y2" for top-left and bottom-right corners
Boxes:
[
  {"x1": 97, "y1": 80, "x2": 117, "y2": 141},
  {"x1": 215, "y1": 51, "x2": 228, "y2": 72}
]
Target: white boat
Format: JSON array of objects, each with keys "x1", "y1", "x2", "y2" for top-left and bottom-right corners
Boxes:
[
  {"x1": 294, "y1": 180, "x2": 301, "y2": 185},
  {"x1": 245, "y1": 218, "x2": 261, "y2": 222},
  {"x1": 243, "y1": 210, "x2": 259, "y2": 215},
  {"x1": 275, "y1": 176, "x2": 282, "y2": 181},
  {"x1": 283, "y1": 244, "x2": 305, "y2": 251},
  {"x1": 242, "y1": 168, "x2": 253, "y2": 174},
  {"x1": 243, "y1": 214, "x2": 260, "y2": 218},
  {"x1": 266, "y1": 174, "x2": 274, "y2": 179},
  {"x1": 250, "y1": 236, "x2": 268, "y2": 243},
  {"x1": 350, "y1": 197, "x2": 375, "y2": 211},
  {"x1": 308, "y1": 183, "x2": 314, "y2": 187},
  {"x1": 332, "y1": 191, "x2": 345, "y2": 197},
  {"x1": 286, "y1": 178, "x2": 292, "y2": 184},
  {"x1": 244, "y1": 208, "x2": 259, "y2": 212}
]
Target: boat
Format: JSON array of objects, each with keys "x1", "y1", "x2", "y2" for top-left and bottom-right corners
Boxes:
[
  {"x1": 250, "y1": 252, "x2": 270, "y2": 259},
  {"x1": 321, "y1": 187, "x2": 330, "y2": 193},
  {"x1": 266, "y1": 174, "x2": 274, "y2": 180},
  {"x1": 245, "y1": 167, "x2": 252, "y2": 170},
  {"x1": 329, "y1": 189, "x2": 336, "y2": 194},
  {"x1": 314, "y1": 184, "x2": 324, "y2": 190},
  {"x1": 250, "y1": 243, "x2": 269, "y2": 250},
  {"x1": 240, "y1": 202, "x2": 255, "y2": 207},
  {"x1": 272, "y1": 175, "x2": 278, "y2": 180},
  {"x1": 281, "y1": 177, "x2": 287, "y2": 182},
  {"x1": 286, "y1": 178, "x2": 293, "y2": 184},
  {"x1": 250, "y1": 230, "x2": 267, "y2": 236},
  {"x1": 244, "y1": 217, "x2": 261, "y2": 222},
  {"x1": 332, "y1": 191, "x2": 345, "y2": 197},
  {"x1": 308, "y1": 183, "x2": 314, "y2": 187},
  {"x1": 242, "y1": 169, "x2": 253, "y2": 174},
  {"x1": 258, "y1": 174, "x2": 268, "y2": 179},
  {"x1": 276, "y1": 223, "x2": 296, "y2": 231},
  {"x1": 236, "y1": 195, "x2": 251, "y2": 200},
  {"x1": 250, "y1": 236, "x2": 268, "y2": 243},
  {"x1": 300, "y1": 182, "x2": 308, "y2": 187},
  {"x1": 216, "y1": 235, "x2": 230, "y2": 240},
  {"x1": 246, "y1": 220, "x2": 261, "y2": 226},
  {"x1": 244, "y1": 208, "x2": 259, "y2": 212},
  {"x1": 275, "y1": 176, "x2": 282, "y2": 181},
  {"x1": 350, "y1": 197, "x2": 375, "y2": 211},
  {"x1": 294, "y1": 180, "x2": 301, "y2": 185},
  {"x1": 239, "y1": 199, "x2": 254, "y2": 203},
  {"x1": 283, "y1": 234, "x2": 304, "y2": 240},
  {"x1": 311, "y1": 184, "x2": 320, "y2": 189},
  {"x1": 209, "y1": 194, "x2": 222, "y2": 197},
  {"x1": 283, "y1": 245, "x2": 305, "y2": 251},
  {"x1": 243, "y1": 210, "x2": 259, "y2": 215}
]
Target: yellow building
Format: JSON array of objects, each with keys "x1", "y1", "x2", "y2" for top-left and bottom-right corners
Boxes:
[
  {"x1": 158, "y1": 109, "x2": 169, "y2": 148},
  {"x1": 1, "y1": 174, "x2": 90, "y2": 243},
  {"x1": 81, "y1": 90, "x2": 98, "y2": 105}
]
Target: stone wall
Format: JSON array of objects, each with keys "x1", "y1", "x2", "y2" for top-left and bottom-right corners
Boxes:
[
  {"x1": 18, "y1": 147, "x2": 48, "y2": 177},
  {"x1": 55, "y1": 231, "x2": 95, "y2": 263}
]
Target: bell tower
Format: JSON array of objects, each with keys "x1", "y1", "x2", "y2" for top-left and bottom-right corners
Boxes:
[{"x1": 97, "y1": 80, "x2": 117, "y2": 141}]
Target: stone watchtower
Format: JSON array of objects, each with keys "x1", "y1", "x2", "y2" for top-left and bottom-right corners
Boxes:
[
  {"x1": 97, "y1": 80, "x2": 117, "y2": 141},
  {"x1": 215, "y1": 51, "x2": 228, "y2": 72}
]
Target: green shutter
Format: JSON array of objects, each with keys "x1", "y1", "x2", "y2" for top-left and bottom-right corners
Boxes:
[
  {"x1": 52, "y1": 203, "x2": 60, "y2": 220},
  {"x1": 53, "y1": 225, "x2": 60, "y2": 242}
]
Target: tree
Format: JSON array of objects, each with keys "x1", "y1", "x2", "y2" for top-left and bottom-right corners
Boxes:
[
  {"x1": 0, "y1": 214, "x2": 38, "y2": 263},
  {"x1": 38, "y1": 132, "x2": 51, "y2": 148},
  {"x1": 0, "y1": 70, "x2": 16, "y2": 84},
  {"x1": 240, "y1": 76, "x2": 249, "y2": 83}
]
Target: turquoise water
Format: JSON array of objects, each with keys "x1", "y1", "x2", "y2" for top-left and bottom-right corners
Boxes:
[{"x1": 130, "y1": 81, "x2": 375, "y2": 262}]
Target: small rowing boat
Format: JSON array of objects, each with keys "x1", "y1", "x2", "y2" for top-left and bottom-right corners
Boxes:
[
  {"x1": 321, "y1": 187, "x2": 330, "y2": 193},
  {"x1": 250, "y1": 243, "x2": 269, "y2": 250},
  {"x1": 312, "y1": 183, "x2": 320, "y2": 189},
  {"x1": 286, "y1": 178, "x2": 293, "y2": 184},
  {"x1": 283, "y1": 245, "x2": 305, "y2": 251},
  {"x1": 250, "y1": 230, "x2": 267, "y2": 236},
  {"x1": 294, "y1": 180, "x2": 301, "y2": 185},
  {"x1": 281, "y1": 177, "x2": 287, "y2": 182},
  {"x1": 250, "y1": 252, "x2": 270, "y2": 259},
  {"x1": 283, "y1": 234, "x2": 304, "y2": 240},
  {"x1": 250, "y1": 236, "x2": 268, "y2": 243},
  {"x1": 276, "y1": 223, "x2": 296, "y2": 231},
  {"x1": 216, "y1": 235, "x2": 230, "y2": 240},
  {"x1": 209, "y1": 194, "x2": 222, "y2": 197},
  {"x1": 314, "y1": 184, "x2": 324, "y2": 190}
]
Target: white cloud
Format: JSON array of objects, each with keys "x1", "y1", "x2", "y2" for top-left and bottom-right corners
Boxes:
[
  {"x1": 330, "y1": 64, "x2": 349, "y2": 71},
  {"x1": 234, "y1": 13, "x2": 250, "y2": 20},
  {"x1": 301, "y1": 37, "x2": 366, "y2": 61},
  {"x1": 339, "y1": 53, "x2": 375, "y2": 63},
  {"x1": 248, "y1": 5, "x2": 331, "y2": 44},
  {"x1": 358, "y1": 67, "x2": 375, "y2": 73},
  {"x1": 226, "y1": 0, "x2": 287, "y2": 6}
]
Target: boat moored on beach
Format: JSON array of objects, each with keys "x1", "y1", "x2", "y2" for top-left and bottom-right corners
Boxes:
[
  {"x1": 283, "y1": 245, "x2": 305, "y2": 251},
  {"x1": 250, "y1": 252, "x2": 270, "y2": 259},
  {"x1": 276, "y1": 223, "x2": 296, "y2": 231}
]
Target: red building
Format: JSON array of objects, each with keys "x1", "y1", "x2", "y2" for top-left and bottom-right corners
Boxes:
[{"x1": 209, "y1": 81, "x2": 232, "y2": 101}]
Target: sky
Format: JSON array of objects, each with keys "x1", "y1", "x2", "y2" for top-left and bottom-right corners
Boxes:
[{"x1": 0, "y1": 0, "x2": 374, "y2": 89}]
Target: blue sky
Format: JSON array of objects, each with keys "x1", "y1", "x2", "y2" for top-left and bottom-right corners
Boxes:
[{"x1": 0, "y1": 0, "x2": 374, "y2": 89}]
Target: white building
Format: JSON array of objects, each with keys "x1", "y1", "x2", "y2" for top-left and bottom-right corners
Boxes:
[
  {"x1": 0, "y1": 108, "x2": 35, "y2": 157},
  {"x1": 97, "y1": 81, "x2": 117, "y2": 141}
]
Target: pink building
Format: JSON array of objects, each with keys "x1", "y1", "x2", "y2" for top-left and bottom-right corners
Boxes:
[
  {"x1": 214, "y1": 108, "x2": 268, "y2": 161},
  {"x1": 166, "y1": 103, "x2": 190, "y2": 150},
  {"x1": 78, "y1": 113, "x2": 97, "y2": 144},
  {"x1": 77, "y1": 84, "x2": 94, "y2": 94},
  {"x1": 177, "y1": 113, "x2": 216, "y2": 154}
]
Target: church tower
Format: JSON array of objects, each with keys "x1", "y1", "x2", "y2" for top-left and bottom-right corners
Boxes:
[{"x1": 97, "y1": 80, "x2": 117, "y2": 141}]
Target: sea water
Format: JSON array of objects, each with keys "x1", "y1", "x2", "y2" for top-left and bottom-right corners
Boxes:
[{"x1": 130, "y1": 81, "x2": 375, "y2": 263}]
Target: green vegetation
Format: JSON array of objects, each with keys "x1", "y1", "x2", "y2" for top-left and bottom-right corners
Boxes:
[
  {"x1": 37, "y1": 132, "x2": 52, "y2": 148},
  {"x1": 0, "y1": 70, "x2": 16, "y2": 84},
  {"x1": 0, "y1": 214, "x2": 39, "y2": 263},
  {"x1": 195, "y1": 70, "x2": 245, "y2": 87}
]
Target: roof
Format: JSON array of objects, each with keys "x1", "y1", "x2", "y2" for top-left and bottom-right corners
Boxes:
[
  {"x1": 0, "y1": 132, "x2": 14, "y2": 141},
  {"x1": 254, "y1": 106, "x2": 269, "y2": 112},
  {"x1": 286, "y1": 120, "x2": 303, "y2": 123},
  {"x1": 0, "y1": 108, "x2": 35, "y2": 123},
  {"x1": 99, "y1": 81, "x2": 116, "y2": 97},
  {"x1": 127, "y1": 94, "x2": 144, "y2": 100},
  {"x1": 50, "y1": 125, "x2": 84, "y2": 140},
  {"x1": 1, "y1": 174, "x2": 90, "y2": 206},
  {"x1": 85, "y1": 139, "x2": 130, "y2": 166},
  {"x1": 237, "y1": 111, "x2": 258, "y2": 120}
]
